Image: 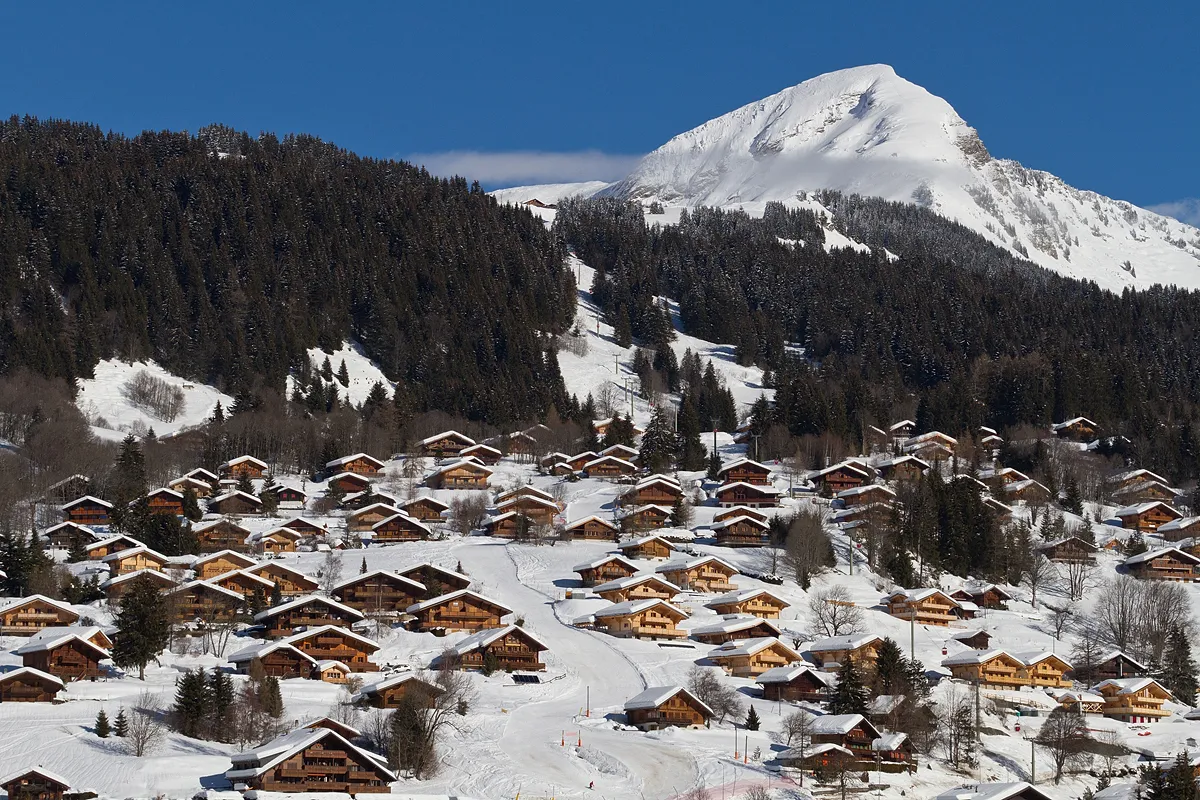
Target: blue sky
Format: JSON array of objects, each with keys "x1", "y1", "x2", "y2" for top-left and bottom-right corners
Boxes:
[{"x1": 1, "y1": 2, "x2": 1196, "y2": 222}]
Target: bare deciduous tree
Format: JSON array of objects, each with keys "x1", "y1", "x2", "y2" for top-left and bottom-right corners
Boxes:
[
  {"x1": 1023, "y1": 554, "x2": 1055, "y2": 608},
  {"x1": 448, "y1": 493, "x2": 489, "y2": 536},
  {"x1": 319, "y1": 549, "x2": 343, "y2": 594},
  {"x1": 388, "y1": 664, "x2": 476, "y2": 779},
  {"x1": 1045, "y1": 603, "x2": 1074, "y2": 640},
  {"x1": 784, "y1": 507, "x2": 833, "y2": 590},
  {"x1": 686, "y1": 666, "x2": 742, "y2": 725},
  {"x1": 126, "y1": 690, "x2": 167, "y2": 757},
  {"x1": 808, "y1": 585, "x2": 864, "y2": 638},
  {"x1": 1035, "y1": 706, "x2": 1094, "y2": 783},
  {"x1": 1062, "y1": 558, "x2": 1096, "y2": 601}
]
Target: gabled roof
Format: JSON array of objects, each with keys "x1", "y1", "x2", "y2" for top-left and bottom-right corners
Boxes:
[
  {"x1": 399, "y1": 494, "x2": 449, "y2": 512},
  {"x1": 1003, "y1": 479, "x2": 1051, "y2": 495},
  {"x1": 1092, "y1": 677, "x2": 1173, "y2": 698},
  {"x1": 14, "y1": 630, "x2": 109, "y2": 660},
  {"x1": 810, "y1": 713, "x2": 878, "y2": 736},
  {"x1": 0, "y1": 594, "x2": 78, "y2": 617},
  {"x1": 461, "y1": 442, "x2": 503, "y2": 457},
  {"x1": 1115, "y1": 501, "x2": 1182, "y2": 517},
  {"x1": 808, "y1": 633, "x2": 882, "y2": 653},
  {"x1": 710, "y1": 636, "x2": 800, "y2": 660},
  {"x1": 254, "y1": 594, "x2": 365, "y2": 622},
  {"x1": 0, "y1": 767, "x2": 72, "y2": 790},
  {"x1": 1013, "y1": 650, "x2": 1072, "y2": 670},
  {"x1": 837, "y1": 483, "x2": 896, "y2": 499},
  {"x1": 429, "y1": 458, "x2": 493, "y2": 477},
  {"x1": 886, "y1": 587, "x2": 960, "y2": 606},
  {"x1": 145, "y1": 487, "x2": 184, "y2": 500},
  {"x1": 599, "y1": 444, "x2": 639, "y2": 458},
  {"x1": 61, "y1": 495, "x2": 113, "y2": 510},
  {"x1": 590, "y1": 598, "x2": 687, "y2": 620},
  {"x1": 1123, "y1": 546, "x2": 1200, "y2": 567},
  {"x1": 227, "y1": 639, "x2": 319, "y2": 665},
  {"x1": 565, "y1": 515, "x2": 618, "y2": 532},
  {"x1": 1108, "y1": 468, "x2": 1169, "y2": 486},
  {"x1": 351, "y1": 672, "x2": 439, "y2": 702},
  {"x1": 496, "y1": 485, "x2": 556, "y2": 503},
  {"x1": 193, "y1": 517, "x2": 253, "y2": 534},
  {"x1": 624, "y1": 685, "x2": 712, "y2": 716},
  {"x1": 448, "y1": 624, "x2": 549, "y2": 656},
  {"x1": 398, "y1": 561, "x2": 471, "y2": 585},
  {"x1": 43, "y1": 521, "x2": 99, "y2": 539},
  {"x1": 573, "y1": 553, "x2": 640, "y2": 573},
  {"x1": 0, "y1": 666, "x2": 65, "y2": 689},
  {"x1": 420, "y1": 430, "x2": 476, "y2": 447},
  {"x1": 226, "y1": 726, "x2": 395, "y2": 782},
  {"x1": 348, "y1": 502, "x2": 402, "y2": 518},
  {"x1": 222, "y1": 455, "x2": 269, "y2": 469},
  {"x1": 618, "y1": 534, "x2": 677, "y2": 552},
  {"x1": 582, "y1": 455, "x2": 637, "y2": 471},
  {"x1": 186, "y1": 467, "x2": 220, "y2": 482},
  {"x1": 100, "y1": 568, "x2": 176, "y2": 589},
  {"x1": 281, "y1": 625, "x2": 381, "y2": 652},
  {"x1": 497, "y1": 494, "x2": 558, "y2": 511},
  {"x1": 691, "y1": 615, "x2": 781, "y2": 637},
  {"x1": 208, "y1": 489, "x2": 263, "y2": 506},
  {"x1": 705, "y1": 588, "x2": 788, "y2": 608},
  {"x1": 193, "y1": 549, "x2": 258, "y2": 569},
  {"x1": 1155, "y1": 516, "x2": 1200, "y2": 533},
  {"x1": 1097, "y1": 650, "x2": 1148, "y2": 670},
  {"x1": 756, "y1": 664, "x2": 835, "y2": 686},
  {"x1": 875, "y1": 455, "x2": 930, "y2": 470},
  {"x1": 406, "y1": 589, "x2": 511, "y2": 616},
  {"x1": 710, "y1": 515, "x2": 769, "y2": 532},
  {"x1": 101, "y1": 544, "x2": 168, "y2": 564},
  {"x1": 1052, "y1": 417, "x2": 1097, "y2": 431},
  {"x1": 165, "y1": 579, "x2": 244, "y2": 602},
  {"x1": 325, "y1": 452, "x2": 387, "y2": 470},
  {"x1": 593, "y1": 573, "x2": 681, "y2": 594},
  {"x1": 332, "y1": 569, "x2": 425, "y2": 595},
  {"x1": 1036, "y1": 535, "x2": 1099, "y2": 552},
  {"x1": 655, "y1": 554, "x2": 739, "y2": 575},
  {"x1": 715, "y1": 481, "x2": 781, "y2": 496},
  {"x1": 942, "y1": 648, "x2": 1023, "y2": 667},
  {"x1": 718, "y1": 457, "x2": 772, "y2": 475},
  {"x1": 372, "y1": 513, "x2": 432, "y2": 536},
  {"x1": 934, "y1": 782, "x2": 1055, "y2": 800},
  {"x1": 1112, "y1": 479, "x2": 1181, "y2": 498}
]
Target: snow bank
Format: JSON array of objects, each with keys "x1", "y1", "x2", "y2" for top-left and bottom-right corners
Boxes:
[{"x1": 76, "y1": 359, "x2": 234, "y2": 442}]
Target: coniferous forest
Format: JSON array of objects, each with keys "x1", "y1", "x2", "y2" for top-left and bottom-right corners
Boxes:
[{"x1": 0, "y1": 117, "x2": 574, "y2": 424}]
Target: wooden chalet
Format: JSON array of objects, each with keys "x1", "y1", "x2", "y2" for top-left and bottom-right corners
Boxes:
[
  {"x1": 1082, "y1": 651, "x2": 1148, "y2": 682},
  {"x1": 949, "y1": 583, "x2": 1012, "y2": 610},
  {"x1": 165, "y1": 580, "x2": 244, "y2": 623},
  {"x1": 574, "y1": 554, "x2": 640, "y2": 587},
  {"x1": 1094, "y1": 678, "x2": 1173, "y2": 722},
  {"x1": 584, "y1": 598, "x2": 688, "y2": 639},
  {"x1": 0, "y1": 768, "x2": 71, "y2": 800},
  {"x1": 426, "y1": 459, "x2": 492, "y2": 490},
  {"x1": 62, "y1": 496, "x2": 112, "y2": 526},
  {"x1": 228, "y1": 641, "x2": 318, "y2": 680},
  {"x1": 875, "y1": 456, "x2": 929, "y2": 483},
  {"x1": 399, "y1": 495, "x2": 449, "y2": 522},
  {"x1": 43, "y1": 521, "x2": 96, "y2": 550},
  {"x1": 1159, "y1": 516, "x2": 1200, "y2": 542},
  {"x1": 325, "y1": 472, "x2": 371, "y2": 494},
  {"x1": 810, "y1": 463, "x2": 871, "y2": 495},
  {"x1": 1112, "y1": 480, "x2": 1181, "y2": 505},
  {"x1": 903, "y1": 431, "x2": 958, "y2": 456},
  {"x1": 496, "y1": 494, "x2": 558, "y2": 525},
  {"x1": 255, "y1": 595, "x2": 365, "y2": 638},
  {"x1": 690, "y1": 615, "x2": 781, "y2": 645},
  {"x1": 889, "y1": 420, "x2": 916, "y2": 440},
  {"x1": 599, "y1": 443, "x2": 639, "y2": 462},
  {"x1": 624, "y1": 686, "x2": 712, "y2": 730},
  {"x1": 194, "y1": 549, "x2": 258, "y2": 581},
  {"x1": 564, "y1": 515, "x2": 619, "y2": 541},
  {"x1": 951, "y1": 630, "x2": 991, "y2": 650},
  {"x1": 704, "y1": 588, "x2": 789, "y2": 619},
  {"x1": 397, "y1": 562, "x2": 471, "y2": 595},
  {"x1": 983, "y1": 467, "x2": 1030, "y2": 486},
  {"x1": 714, "y1": 482, "x2": 781, "y2": 508},
  {"x1": 616, "y1": 535, "x2": 676, "y2": 560},
  {"x1": 808, "y1": 634, "x2": 884, "y2": 672},
  {"x1": 193, "y1": 517, "x2": 253, "y2": 553},
  {"x1": 655, "y1": 556, "x2": 738, "y2": 593},
  {"x1": 885, "y1": 588, "x2": 961, "y2": 626},
  {"x1": 220, "y1": 455, "x2": 268, "y2": 479},
  {"x1": 624, "y1": 475, "x2": 683, "y2": 507},
  {"x1": 1052, "y1": 416, "x2": 1098, "y2": 441},
  {"x1": 406, "y1": 590, "x2": 511, "y2": 632},
  {"x1": 582, "y1": 455, "x2": 638, "y2": 478},
  {"x1": 1124, "y1": 546, "x2": 1200, "y2": 581},
  {"x1": 933, "y1": 783, "x2": 1055, "y2": 800},
  {"x1": 713, "y1": 505, "x2": 768, "y2": 524},
  {"x1": 0, "y1": 595, "x2": 79, "y2": 636},
  {"x1": 1014, "y1": 651, "x2": 1072, "y2": 688},
  {"x1": 101, "y1": 568, "x2": 175, "y2": 600},
  {"x1": 808, "y1": 713, "x2": 885, "y2": 761},
  {"x1": 144, "y1": 487, "x2": 184, "y2": 516},
  {"x1": 102, "y1": 545, "x2": 168, "y2": 575},
  {"x1": 352, "y1": 673, "x2": 441, "y2": 709},
  {"x1": 481, "y1": 511, "x2": 535, "y2": 539},
  {"x1": 592, "y1": 417, "x2": 643, "y2": 438},
  {"x1": 1036, "y1": 536, "x2": 1099, "y2": 562},
  {"x1": 249, "y1": 527, "x2": 302, "y2": 554},
  {"x1": 711, "y1": 514, "x2": 769, "y2": 547},
  {"x1": 1003, "y1": 480, "x2": 1052, "y2": 504},
  {"x1": 341, "y1": 488, "x2": 396, "y2": 511},
  {"x1": 225, "y1": 726, "x2": 394, "y2": 793},
  {"x1": 346, "y1": 503, "x2": 402, "y2": 532},
  {"x1": 282, "y1": 626, "x2": 381, "y2": 672},
  {"x1": 277, "y1": 517, "x2": 325, "y2": 537},
  {"x1": 315, "y1": 660, "x2": 352, "y2": 684},
  {"x1": 621, "y1": 504, "x2": 672, "y2": 530},
  {"x1": 757, "y1": 664, "x2": 835, "y2": 702},
  {"x1": 942, "y1": 649, "x2": 1027, "y2": 687},
  {"x1": 85, "y1": 534, "x2": 142, "y2": 560},
  {"x1": 332, "y1": 571, "x2": 426, "y2": 614},
  {"x1": 0, "y1": 667, "x2": 64, "y2": 703},
  {"x1": 539, "y1": 451, "x2": 571, "y2": 469},
  {"x1": 592, "y1": 573, "x2": 681, "y2": 603},
  {"x1": 709, "y1": 637, "x2": 801, "y2": 677},
  {"x1": 982, "y1": 496, "x2": 1016, "y2": 520},
  {"x1": 169, "y1": 475, "x2": 213, "y2": 498},
  {"x1": 1108, "y1": 468, "x2": 1170, "y2": 492},
  {"x1": 207, "y1": 490, "x2": 263, "y2": 516},
  {"x1": 837, "y1": 483, "x2": 896, "y2": 508},
  {"x1": 1117, "y1": 501, "x2": 1183, "y2": 533},
  {"x1": 419, "y1": 430, "x2": 476, "y2": 457},
  {"x1": 325, "y1": 453, "x2": 386, "y2": 475},
  {"x1": 717, "y1": 458, "x2": 773, "y2": 486},
  {"x1": 16, "y1": 631, "x2": 108, "y2": 680},
  {"x1": 247, "y1": 562, "x2": 320, "y2": 596},
  {"x1": 448, "y1": 625, "x2": 549, "y2": 671},
  {"x1": 272, "y1": 485, "x2": 308, "y2": 508},
  {"x1": 564, "y1": 451, "x2": 599, "y2": 471},
  {"x1": 460, "y1": 443, "x2": 503, "y2": 465},
  {"x1": 211, "y1": 568, "x2": 275, "y2": 600}
]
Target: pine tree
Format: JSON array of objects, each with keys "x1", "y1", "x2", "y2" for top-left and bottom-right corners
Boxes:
[
  {"x1": 114, "y1": 708, "x2": 128, "y2": 737},
  {"x1": 639, "y1": 406, "x2": 677, "y2": 473},
  {"x1": 360, "y1": 556, "x2": 368, "y2": 574},
  {"x1": 66, "y1": 534, "x2": 88, "y2": 563},
  {"x1": 745, "y1": 705, "x2": 761, "y2": 731},
  {"x1": 336, "y1": 359, "x2": 350, "y2": 387},
  {"x1": 872, "y1": 637, "x2": 907, "y2": 695},
  {"x1": 95, "y1": 709, "x2": 110, "y2": 738},
  {"x1": 235, "y1": 471, "x2": 254, "y2": 495},
  {"x1": 321, "y1": 356, "x2": 333, "y2": 382},
  {"x1": 112, "y1": 574, "x2": 171, "y2": 680},
  {"x1": 676, "y1": 393, "x2": 707, "y2": 470},
  {"x1": 260, "y1": 676, "x2": 284, "y2": 718},
  {"x1": 207, "y1": 669, "x2": 235, "y2": 742},
  {"x1": 1063, "y1": 477, "x2": 1084, "y2": 515},
  {"x1": 181, "y1": 487, "x2": 203, "y2": 521},
  {"x1": 270, "y1": 581, "x2": 283, "y2": 607},
  {"x1": 706, "y1": 451, "x2": 722, "y2": 481},
  {"x1": 1161, "y1": 626, "x2": 1198, "y2": 704},
  {"x1": 259, "y1": 477, "x2": 279, "y2": 513},
  {"x1": 172, "y1": 668, "x2": 210, "y2": 738},
  {"x1": 828, "y1": 657, "x2": 869, "y2": 715}
]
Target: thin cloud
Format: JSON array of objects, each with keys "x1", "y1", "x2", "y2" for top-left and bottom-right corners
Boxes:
[
  {"x1": 1147, "y1": 198, "x2": 1200, "y2": 227},
  {"x1": 407, "y1": 150, "x2": 642, "y2": 186}
]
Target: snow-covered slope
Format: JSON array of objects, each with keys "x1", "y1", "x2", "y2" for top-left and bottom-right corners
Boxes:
[
  {"x1": 76, "y1": 359, "x2": 234, "y2": 442},
  {"x1": 287, "y1": 341, "x2": 394, "y2": 407},
  {"x1": 489, "y1": 181, "x2": 609, "y2": 207},
  {"x1": 588, "y1": 65, "x2": 1200, "y2": 292}
]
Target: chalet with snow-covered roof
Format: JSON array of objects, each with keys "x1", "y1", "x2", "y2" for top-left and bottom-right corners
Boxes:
[
  {"x1": 889, "y1": 420, "x2": 916, "y2": 439},
  {"x1": 582, "y1": 599, "x2": 688, "y2": 640},
  {"x1": 193, "y1": 517, "x2": 253, "y2": 553},
  {"x1": 808, "y1": 634, "x2": 883, "y2": 672},
  {"x1": 593, "y1": 573, "x2": 681, "y2": 603},
  {"x1": 282, "y1": 626, "x2": 381, "y2": 672},
  {"x1": 582, "y1": 455, "x2": 638, "y2": 478},
  {"x1": 1117, "y1": 501, "x2": 1183, "y2": 532},
  {"x1": 563, "y1": 515, "x2": 619, "y2": 541},
  {"x1": 1085, "y1": 651, "x2": 1148, "y2": 682},
  {"x1": 1112, "y1": 479, "x2": 1181, "y2": 505},
  {"x1": 807, "y1": 713, "x2": 886, "y2": 762},
  {"x1": 270, "y1": 485, "x2": 308, "y2": 508},
  {"x1": 1124, "y1": 546, "x2": 1200, "y2": 581},
  {"x1": 276, "y1": 517, "x2": 323, "y2": 537},
  {"x1": 718, "y1": 458, "x2": 773, "y2": 486},
  {"x1": 43, "y1": 521, "x2": 96, "y2": 550},
  {"x1": 942, "y1": 649, "x2": 1026, "y2": 687},
  {"x1": 624, "y1": 686, "x2": 712, "y2": 730},
  {"x1": 325, "y1": 453, "x2": 386, "y2": 475},
  {"x1": 165, "y1": 580, "x2": 244, "y2": 623},
  {"x1": 101, "y1": 546, "x2": 169, "y2": 575},
  {"x1": 426, "y1": 459, "x2": 492, "y2": 490},
  {"x1": 207, "y1": 490, "x2": 263, "y2": 516},
  {"x1": 419, "y1": 430, "x2": 476, "y2": 457},
  {"x1": 622, "y1": 504, "x2": 672, "y2": 530},
  {"x1": 593, "y1": 417, "x2": 643, "y2": 438},
  {"x1": 982, "y1": 467, "x2": 1029, "y2": 486},
  {"x1": 709, "y1": 637, "x2": 801, "y2": 677},
  {"x1": 352, "y1": 673, "x2": 441, "y2": 709},
  {"x1": 1158, "y1": 516, "x2": 1200, "y2": 542},
  {"x1": 574, "y1": 554, "x2": 640, "y2": 587},
  {"x1": 711, "y1": 514, "x2": 769, "y2": 547},
  {"x1": 714, "y1": 481, "x2": 780, "y2": 508},
  {"x1": 982, "y1": 496, "x2": 1015, "y2": 519},
  {"x1": 0, "y1": 767, "x2": 72, "y2": 800},
  {"x1": 757, "y1": 664, "x2": 835, "y2": 703},
  {"x1": 62, "y1": 496, "x2": 112, "y2": 526},
  {"x1": 396, "y1": 495, "x2": 448, "y2": 523},
  {"x1": 875, "y1": 455, "x2": 929, "y2": 483},
  {"x1": 704, "y1": 588, "x2": 789, "y2": 619},
  {"x1": 655, "y1": 556, "x2": 738, "y2": 593},
  {"x1": 101, "y1": 568, "x2": 176, "y2": 600},
  {"x1": 220, "y1": 455, "x2": 269, "y2": 479},
  {"x1": 225, "y1": 726, "x2": 395, "y2": 792},
  {"x1": 837, "y1": 483, "x2": 896, "y2": 508},
  {"x1": 809, "y1": 463, "x2": 871, "y2": 496},
  {"x1": 247, "y1": 562, "x2": 319, "y2": 596},
  {"x1": 1108, "y1": 468, "x2": 1171, "y2": 491},
  {"x1": 903, "y1": 430, "x2": 957, "y2": 456},
  {"x1": 255, "y1": 595, "x2": 365, "y2": 639},
  {"x1": 0, "y1": 596, "x2": 79, "y2": 636},
  {"x1": 690, "y1": 615, "x2": 781, "y2": 645},
  {"x1": 406, "y1": 590, "x2": 511, "y2": 632},
  {"x1": 562, "y1": 451, "x2": 598, "y2": 472},
  {"x1": 496, "y1": 493, "x2": 558, "y2": 525},
  {"x1": 935, "y1": 784, "x2": 1056, "y2": 800},
  {"x1": 459, "y1": 443, "x2": 503, "y2": 465},
  {"x1": 539, "y1": 451, "x2": 571, "y2": 469},
  {"x1": 481, "y1": 511, "x2": 535, "y2": 539},
  {"x1": 1094, "y1": 678, "x2": 1173, "y2": 722},
  {"x1": 1052, "y1": 417, "x2": 1098, "y2": 442},
  {"x1": 228, "y1": 640, "x2": 318, "y2": 679},
  {"x1": 169, "y1": 475, "x2": 214, "y2": 498},
  {"x1": 599, "y1": 443, "x2": 639, "y2": 461},
  {"x1": 16, "y1": 630, "x2": 107, "y2": 680},
  {"x1": 247, "y1": 527, "x2": 300, "y2": 555},
  {"x1": 345, "y1": 503, "x2": 401, "y2": 532},
  {"x1": 0, "y1": 667, "x2": 64, "y2": 703},
  {"x1": 340, "y1": 488, "x2": 397, "y2": 511},
  {"x1": 623, "y1": 475, "x2": 683, "y2": 506},
  {"x1": 885, "y1": 588, "x2": 960, "y2": 626},
  {"x1": 193, "y1": 550, "x2": 257, "y2": 580},
  {"x1": 210, "y1": 568, "x2": 275, "y2": 600},
  {"x1": 448, "y1": 625, "x2": 549, "y2": 671},
  {"x1": 144, "y1": 487, "x2": 184, "y2": 516},
  {"x1": 185, "y1": 467, "x2": 220, "y2": 485},
  {"x1": 397, "y1": 562, "x2": 471, "y2": 595},
  {"x1": 1036, "y1": 536, "x2": 1098, "y2": 562},
  {"x1": 332, "y1": 571, "x2": 425, "y2": 614},
  {"x1": 1014, "y1": 651, "x2": 1073, "y2": 688},
  {"x1": 949, "y1": 583, "x2": 1012, "y2": 610},
  {"x1": 950, "y1": 630, "x2": 991, "y2": 650},
  {"x1": 1003, "y1": 479, "x2": 1052, "y2": 504},
  {"x1": 616, "y1": 534, "x2": 676, "y2": 560},
  {"x1": 326, "y1": 472, "x2": 372, "y2": 494}
]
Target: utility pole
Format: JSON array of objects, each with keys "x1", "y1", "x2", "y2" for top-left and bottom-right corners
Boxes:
[{"x1": 910, "y1": 605, "x2": 916, "y2": 660}]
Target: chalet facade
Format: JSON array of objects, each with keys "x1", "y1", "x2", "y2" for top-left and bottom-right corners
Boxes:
[
  {"x1": 62, "y1": 496, "x2": 112, "y2": 527},
  {"x1": 496, "y1": 494, "x2": 558, "y2": 525},
  {"x1": 347, "y1": 503, "x2": 403, "y2": 532},
  {"x1": 808, "y1": 634, "x2": 883, "y2": 672},
  {"x1": 1036, "y1": 536, "x2": 1098, "y2": 563},
  {"x1": 145, "y1": 488, "x2": 184, "y2": 516},
  {"x1": 584, "y1": 598, "x2": 688, "y2": 639},
  {"x1": 406, "y1": 590, "x2": 511, "y2": 633},
  {"x1": 399, "y1": 496, "x2": 449, "y2": 522},
  {"x1": 1094, "y1": 678, "x2": 1173, "y2": 722},
  {"x1": 622, "y1": 504, "x2": 671, "y2": 530},
  {"x1": 283, "y1": 626, "x2": 381, "y2": 672},
  {"x1": 574, "y1": 555, "x2": 640, "y2": 587},
  {"x1": 837, "y1": 484, "x2": 896, "y2": 508},
  {"x1": 228, "y1": 641, "x2": 318, "y2": 680},
  {"x1": 194, "y1": 550, "x2": 258, "y2": 581},
  {"x1": 426, "y1": 459, "x2": 492, "y2": 490},
  {"x1": 255, "y1": 595, "x2": 365, "y2": 639},
  {"x1": 225, "y1": 727, "x2": 395, "y2": 793},
  {"x1": 481, "y1": 512, "x2": 534, "y2": 539},
  {"x1": 942, "y1": 649, "x2": 1027, "y2": 688},
  {"x1": 1159, "y1": 516, "x2": 1200, "y2": 542},
  {"x1": 102, "y1": 546, "x2": 168, "y2": 575},
  {"x1": 581, "y1": 456, "x2": 637, "y2": 478},
  {"x1": 326, "y1": 472, "x2": 371, "y2": 494},
  {"x1": 704, "y1": 588, "x2": 789, "y2": 619},
  {"x1": 325, "y1": 453, "x2": 386, "y2": 475},
  {"x1": 332, "y1": 571, "x2": 426, "y2": 614},
  {"x1": 1116, "y1": 502, "x2": 1183, "y2": 533},
  {"x1": 690, "y1": 615, "x2": 781, "y2": 645},
  {"x1": 220, "y1": 455, "x2": 268, "y2": 478},
  {"x1": 371, "y1": 513, "x2": 432, "y2": 544},
  {"x1": 810, "y1": 463, "x2": 870, "y2": 495},
  {"x1": 193, "y1": 518, "x2": 253, "y2": 553},
  {"x1": 272, "y1": 486, "x2": 308, "y2": 508},
  {"x1": 885, "y1": 588, "x2": 960, "y2": 626},
  {"x1": 0, "y1": 768, "x2": 71, "y2": 800},
  {"x1": 352, "y1": 674, "x2": 440, "y2": 709},
  {"x1": 714, "y1": 482, "x2": 780, "y2": 508},
  {"x1": 875, "y1": 456, "x2": 928, "y2": 483},
  {"x1": 1124, "y1": 547, "x2": 1200, "y2": 581},
  {"x1": 247, "y1": 562, "x2": 320, "y2": 597},
  {"x1": 1052, "y1": 417, "x2": 1098, "y2": 441},
  {"x1": 624, "y1": 686, "x2": 711, "y2": 730},
  {"x1": 0, "y1": 668, "x2": 64, "y2": 703},
  {"x1": 717, "y1": 458, "x2": 773, "y2": 486},
  {"x1": 757, "y1": 665, "x2": 835, "y2": 702},
  {"x1": 711, "y1": 515, "x2": 769, "y2": 547},
  {"x1": 460, "y1": 443, "x2": 502, "y2": 465},
  {"x1": 1112, "y1": 480, "x2": 1181, "y2": 505},
  {"x1": 0, "y1": 596, "x2": 79, "y2": 636},
  {"x1": 207, "y1": 491, "x2": 263, "y2": 516},
  {"x1": 397, "y1": 563, "x2": 471, "y2": 595},
  {"x1": 1015, "y1": 651, "x2": 1073, "y2": 688},
  {"x1": 249, "y1": 527, "x2": 302, "y2": 554},
  {"x1": 419, "y1": 430, "x2": 475, "y2": 457},
  {"x1": 623, "y1": 475, "x2": 683, "y2": 507},
  {"x1": 16, "y1": 632, "x2": 108, "y2": 680},
  {"x1": 564, "y1": 451, "x2": 599, "y2": 472},
  {"x1": 708, "y1": 637, "x2": 801, "y2": 677},
  {"x1": 210, "y1": 568, "x2": 275, "y2": 600},
  {"x1": 101, "y1": 568, "x2": 175, "y2": 600},
  {"x1": 165, "y1": 581, "x2": 244, "y2": 623},
  {"x1": 616, "y1": 535, "x2": 676, "y2": 560},
  {"x1": 1003, "y1": 480, "x2": 1052, "y2": 504},
  {"x1": 43, "y1": 521, "x2": 95, "y2": 550},
  {"x1": 564, "y1": 515, "x2": 619, "y2": 541},
  {"x1": 448, "y1": 625, "x2": 549, "y2": 671},
  {"x1": 593, "y1": 574, "x2": 681, "y2": 603},
  {"x1": 655, "y1": 556, "x2": 738, "y2": 593}
]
